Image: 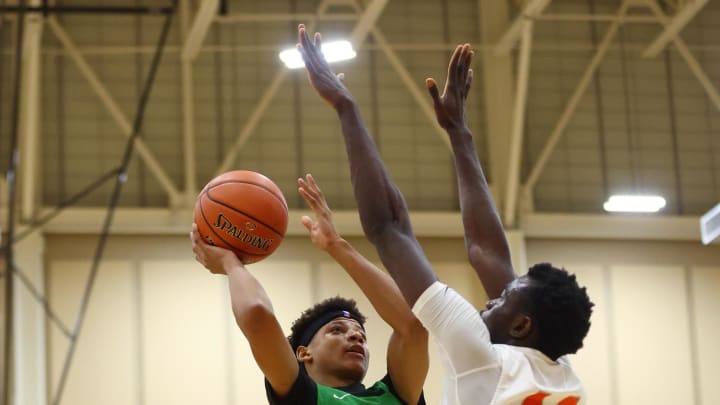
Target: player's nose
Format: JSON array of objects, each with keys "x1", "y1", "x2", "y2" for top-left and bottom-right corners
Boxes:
[{"x1": 348, "y1": 329, "x2": 365, "y2": 344}]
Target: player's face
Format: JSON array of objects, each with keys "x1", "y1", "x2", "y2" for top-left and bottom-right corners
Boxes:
[
  {"x1": 480, "y1": 277, "x2": 532, "y2": 344},
  {"x1": 308, "y1": 318, "x2": 369, "y2": 382}
]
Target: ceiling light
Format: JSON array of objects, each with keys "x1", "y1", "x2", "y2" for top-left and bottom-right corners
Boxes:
[
  {"x1": 279, "y1": 40, "x2": 357, "y2": 69},
  {"x1": 603, "y1": 195, "x2": 666, "y2": 213}
]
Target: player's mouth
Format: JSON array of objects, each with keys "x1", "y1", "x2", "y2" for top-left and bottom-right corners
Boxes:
[{"x1": 346, "y1": 344, "x2": 366, "y2": 358}]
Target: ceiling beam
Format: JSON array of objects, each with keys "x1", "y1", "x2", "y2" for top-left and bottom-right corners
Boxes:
[
  {"x1": 644, "y1": 0, "x2": 720, "y2": 112},
  {"x1": 180, "y1": 0, "x2": 219, "y2": 62},
  {"x1": 537, "y1": 13, "x2": 657, "y2": 23},
  {"x1": 179, "y1": 0, "x2": 198, "y2": 205},
  {"x1": 349, "y1": 0, "x2": 388, "y2": 46},
  {"x1": 18, "y1": 10, "x2": 43, "y2": 221},
  {"x1": 523, "y1": 1, "x2": 630, "y2": 197},
  {"x1": 47, "y1": 17, "x2": 181, "y2": 202},
  {"x1": 215, "y1": 0, "x2": 334, "y2": 176},
  {"x1": 479, "y1": 0, "x2": 516, "y2": 215},
  {"x1": 503, "y1": 19, "x2": 533, "y2": 228},
  {"x1": 642, "y1": 0, "x2": 708, "y2": 58},
  {"x1": 216, "y1": 13, "x2": 358, "y2": 23},
  {"x1": 366, "y1": 29, "x2": 451, "y2": 150},
  {"x1": 494, "y1": 0, "x2": 551, "y2": 55},
  {"x1": 4, "y1": 207, "x2": 703, "y2": 242}
]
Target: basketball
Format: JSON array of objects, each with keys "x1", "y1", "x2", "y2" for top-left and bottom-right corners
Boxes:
[{"x1": 194, "y1": 170, "x2": 289, "y2": 264}]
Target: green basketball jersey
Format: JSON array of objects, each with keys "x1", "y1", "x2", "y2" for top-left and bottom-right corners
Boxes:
[
  {"x1": 316, "y1": 379, "x2": 404, "y2": 405},
  {"x1": 266, "y1": 372, "x2": 425, "y2": 405}
]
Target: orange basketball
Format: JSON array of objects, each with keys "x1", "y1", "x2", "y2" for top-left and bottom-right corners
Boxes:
[{"x1": 194, "y1": 170, "x2": 288, "y2": 264}]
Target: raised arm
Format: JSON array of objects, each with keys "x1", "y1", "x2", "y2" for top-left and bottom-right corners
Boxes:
[
  {"x1": 425, "y1": 44, "x2": 515, "y2": 299},
  {"x1": 190, "y1": 224, "x2": 299, "y2": 396},
  {"x1": 298, "y1": 174, "x2": 427, "y2": 404},
  {"x1": 297, "y1": 24, "x2": 437, "y2": 307}
]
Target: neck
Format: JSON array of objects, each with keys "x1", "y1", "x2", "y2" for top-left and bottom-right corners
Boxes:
[{"x1": 304, "y1": 365, "x2": 360, "y2": 388}]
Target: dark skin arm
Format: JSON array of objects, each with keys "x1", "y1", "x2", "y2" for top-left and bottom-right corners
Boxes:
[
  {"x1": 297, "y1": 24, "x2": 437, "y2": 306},
  {"x1": 426, "y1": 44, "x2": 516, "y2": 299}
]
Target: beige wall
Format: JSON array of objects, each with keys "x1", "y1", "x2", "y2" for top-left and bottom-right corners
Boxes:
[
  {"x1": 44, "y1": 234, "x2": 720, "y2": 404},
  {"x1": 528, "y1": 240, "x2": 720, "y2": 405}
]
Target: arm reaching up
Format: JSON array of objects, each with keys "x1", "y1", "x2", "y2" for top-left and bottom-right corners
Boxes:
[
  {"x1": 298, "y1": 174, "x2": 428, "y2": 404},
  {"x1": 426, "y1": 44, "x2": 516, "y2": 299},
  {"x1": 297, "y1": 24, "x2": 437, "y2": 307},
  {"x1": 190, "y1": 224, "x2": 299, "y2": 396}
]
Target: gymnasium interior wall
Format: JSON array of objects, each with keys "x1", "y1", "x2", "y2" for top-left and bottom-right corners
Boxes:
[{"x1": 40, "y1": 233, "x2": 720, "y2": 405}]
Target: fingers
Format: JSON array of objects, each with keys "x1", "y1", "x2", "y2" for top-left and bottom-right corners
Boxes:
[
  {"x1": 464, "y1": 48, "x2": 474, "y2": 72},
  {"x1": 298, "y1": 24, "x2": 310, "y2": 50},
  {"x1": 305, "y1": 173, "x2": 320, "y2": 193},
  {"x1": 301, "y1": 174, "x2": 324, "y2": 200},
  {"x1": 297, "y1": 24, "x2": 330, "y2": 70},
  {"x1": 298, "y1": 177, "x2": 320, "y2": 211},
  {"x1": 297, "y1": 24, "x2": 308, "y2": 57},
  {"x1": 336, "y1": 72, "x2": 345, "y2": 82},
  {"x1": 298, "y1": 175, "x2": 333, "y2": 221},
  {"x1": 301, "y1": 215, "x2": 314, "y2": 232},
  {"x1": 459, "y1": 46, "x2": 473, "y2": 91},
  {"x1": 454, "y1": 44, "x2": 471, "y2": 84},
  {"x1": 464, "y1": 68, "x2": 473, "y2": 95},
  {"x1": 298, "y1": 184, "x2": 316, "y2": 209},
  {"x1": 190, "y1": 223, "x2": 202, "y2": 249},
  {"x1": 456, "y1": 44, "x2": 471, "y2": 73},
  {"x1": 190, "y1": 223, "x2": 205, "y2": 263},
  {"x1": 444, "y1": 43, "x2": 473, "y2": 98},
  {"x1": 297, "y1": 24, "x2": 319, "y2": 68},
  {"x1": 426, "y1": 78, "x2": 440, "y2": 103},
  {"x1": 446, "y1": 44, "x2": 462, "y2": 81}
]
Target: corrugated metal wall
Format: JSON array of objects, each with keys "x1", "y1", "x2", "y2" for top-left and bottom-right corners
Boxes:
[{"x1": 0, "y1": 0, "x2": 718, "y2": 214}]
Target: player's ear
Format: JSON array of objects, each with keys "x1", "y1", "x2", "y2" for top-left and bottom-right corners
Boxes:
[
  {"x1": 296, "y1": 345, "x2": 312, "y2": 362},
  {"x1": 510, "y1": 314, "x2": 533, "y2": 339}
]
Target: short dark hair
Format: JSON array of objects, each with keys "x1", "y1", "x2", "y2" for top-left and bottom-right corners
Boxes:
[
  {"x1": 524, "y1": 263, "x2": 594, "y2": 360},
  {"x1": 288, "y1": 296, "x2": 367, "y2": 351}
]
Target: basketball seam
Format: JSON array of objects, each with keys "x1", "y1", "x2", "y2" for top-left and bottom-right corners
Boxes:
[
  {"x1": 205, "y1": 188, "x2": 286, "y2": 237},
  {"x1": 199, "y1": 196, "x2": 271, "y2": 258},
  {"x1": 207, "y1": 179, "x2": 288, "y2": 210}
]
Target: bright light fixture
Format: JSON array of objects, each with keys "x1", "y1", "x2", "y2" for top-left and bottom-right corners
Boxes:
[
  {"x1": 279, "y1": 40, "x2": 357, "y2": 69},
  {"x1": 603, "y1": 195, "x2": 666, "y2": 213}
]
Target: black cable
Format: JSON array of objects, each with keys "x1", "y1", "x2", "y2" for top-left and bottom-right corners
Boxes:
[
  {"x1": 3, "y1": 2, "x2": 26, "y2": 405},
  {"x1": 0, "y1": 5, "x2": 173, "y2": 15},
  {"x1": 51, "y1": 2, "x2": 177, "y2": 404},
  {"x1": 663, "y1": 49, "x2": 684, "y2": 215},
  {"x1": 587, "y1": 0, "x2": 610, "y2": 201},
  {"x1": 11, "y1": 264, "x2": 72, "y2": 338},
  {"x1": 0, "y1": 4, "x2": 6, "y2": 173},
  {"x1": 0, "y1": 166, "x2": 121, "y2": 248}
]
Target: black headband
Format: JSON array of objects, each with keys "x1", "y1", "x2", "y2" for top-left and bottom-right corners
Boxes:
[{"x1": 297, "y1": 310, "x2": 364, "y2": 348}]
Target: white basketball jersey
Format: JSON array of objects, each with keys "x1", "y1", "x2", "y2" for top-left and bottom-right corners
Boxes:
[
  {"x1": 413, "y1": 282, "x2": 586, "y2": 405},
  {"x1": 491, "y1": 345, "x2": 584, "y2": 404}
]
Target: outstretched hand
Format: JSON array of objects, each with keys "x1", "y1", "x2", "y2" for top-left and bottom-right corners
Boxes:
[
  {"x1": 190, "y1": 223, "x2": 245, "y2": 275},
  {"x1": 297, "y1": 24, "x2": 352, "y2": 109},
  {"x1": 426, "y1": 43, "x2": 474, "y2": 131},
  {"x1": 298, "y1": 174, "x2": 341, "y2": 251}
]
